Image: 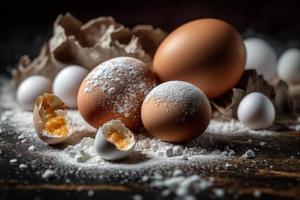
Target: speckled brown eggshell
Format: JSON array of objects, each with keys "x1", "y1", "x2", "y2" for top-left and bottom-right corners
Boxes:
[
  {"x1": 153, "y1": 18, "x2": 246, "y2": 99},
  {"x1": 141, "y1": 81, "x2": 211, "y2": 143},
  {"x1": 77, "y1": 57, "x2": 158, "y2": 131}
]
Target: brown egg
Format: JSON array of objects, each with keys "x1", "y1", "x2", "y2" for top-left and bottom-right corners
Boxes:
[
  {"x1": 141, "y1": 81, "x2": 211, "y2": 143},
  {"x1": 77, "y1": 57, "x2": 157, "y2": 130},
  {"x1": 153, "y1": 18, "x2": 246, "y2": 99},
  {"x1": 33, "y1": 93, "x2": 71, "y2": 145}
]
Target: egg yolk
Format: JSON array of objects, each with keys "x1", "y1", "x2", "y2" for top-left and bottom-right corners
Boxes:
[
  {"x1": 106, "y1": 129, "x2": 130, "y2": 150},
  {"x1": 42, "y1": 95, "x2": 68, "y2": 137},
  {"x1": 44, "y1": 116, "x2": 68, "y2": 136}
]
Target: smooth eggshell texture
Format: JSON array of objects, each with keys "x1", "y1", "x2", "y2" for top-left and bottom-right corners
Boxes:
[
  {"x1": 153, "y1": 18, "x2": 246, "y2": 99},
  {"x1": 17, "y1": 75, "x2": 52, "y2": 111},
  {"x1": 53, "y1": 65, "x2": 89, "y2": 108},
  {"x1": 244, "y1": 38, "x2": 277, "y2": 82},
  {"x1": 141, "y1": 81, "x2": 211, "y2": 143},
  {"x1": 77, "y1": 57, "x2": 157, "y2": 130},
  {"x1": 237, "y1": 92, "x2": 275, "y2": 129},
  {"x1": 277, "y1": 48, "x2": 300, "y2": 85}
]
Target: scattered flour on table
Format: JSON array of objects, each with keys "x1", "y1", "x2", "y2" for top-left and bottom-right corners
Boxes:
[
  {"x1": 9, "y1": 159, "x2": 17, "y2": 164},
  {"x1": 1, "y1": 77, "x2": 300, "y2": 199},
  {"x1": 19, "y1": 163, "x2": 28, "y2": 169},
  {"x1": 41, "y1": 169, "x2": 57, "y2": 179},
  {"x1": 241, "y1": 149, "x2": 256, "y2": 159},
  {"x1": 1, "y1": 107, "x2": 281, "y2": 169}
]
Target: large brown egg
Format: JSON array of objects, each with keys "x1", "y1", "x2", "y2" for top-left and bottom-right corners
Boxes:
[
  {"x1": 153, "y1": 18, "x2": 246, "y2": 99},
  {"x1": 77, "y1": 57, "x2": 157, "y2": 131},
  {"x1": 141, "y1": 81, "x2": 211, "y2": 143}
]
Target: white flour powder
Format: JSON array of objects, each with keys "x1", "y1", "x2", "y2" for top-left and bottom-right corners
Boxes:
[
  {"x1": 1, "y1": 77, "x2": 299, "y2": 199},
  {"x1": 83, "y1": 57, "x2": 156, "y2": 118}
]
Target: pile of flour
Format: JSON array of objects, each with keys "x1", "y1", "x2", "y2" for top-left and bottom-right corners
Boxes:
[{"x1": 0, "y1": 108, "x2": 236, "y2": 199}]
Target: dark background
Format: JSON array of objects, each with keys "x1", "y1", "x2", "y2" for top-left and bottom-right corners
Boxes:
[{"x1": 1, "y1": 0, "x2": 299, "y2": 75}]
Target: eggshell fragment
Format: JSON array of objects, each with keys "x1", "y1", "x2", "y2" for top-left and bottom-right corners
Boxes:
[
  {"x1": 17, "y1": 75, "x2": 52, "y2": 111},
  {"x1": 33, "y1": 93, "x2": 71, "y2": 145},
  {"x1": 95, "y1": 120, "x2": 135, "y2": 161},
  {"x1": 237, "y1": 92, "x2": 275, "y2": 129},
  {"x1": 141, "y1": 81, "x2": 211, "y2": 143}
]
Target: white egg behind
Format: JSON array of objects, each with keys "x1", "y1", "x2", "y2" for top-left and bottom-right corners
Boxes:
[
  {"x1": 237, "y1": 92, "x2": 275, "y2": 129},
  {"x1": 244, "y1": 38, "x2": 277, "y2": 83},
  {"x1": 17, "y1": 75, "x2": 52, "y2": 111},
  {"x1": 277, "y1": 48, "x2": 300, "y2": 85},
  {"x1": 53, "y1": 65, "x2": 89, "y2": 108}
]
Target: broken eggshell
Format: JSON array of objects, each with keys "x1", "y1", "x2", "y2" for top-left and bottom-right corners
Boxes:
[
  {"x1": 33, "y1": 93, "x2": 71, "y2": 145},
  {"x1": 95, "y1": 120, "x2": 135, "y2": 161}
]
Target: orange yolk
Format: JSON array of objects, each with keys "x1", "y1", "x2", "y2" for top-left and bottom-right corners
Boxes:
[
  {"x1": 44, "y1": 116, "x2": 68, "y2": 136},
  {"x1": 106, "y1": 129, "x2": 130, "y2": 150},
  {"x1": 42, "y1": 95, "x2": 68, "y2": 137}
]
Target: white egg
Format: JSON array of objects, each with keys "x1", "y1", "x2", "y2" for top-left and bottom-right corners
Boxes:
[
  {"x1": 17, "y1": 75, "x2": 52, "y2": 111},
  {"x1": 277, "y1": 48, "x2": 300, "y2": 85},
  {"x1": 53, "y1": 65, "x2": 89, "y2": 108},
  {"x1": 95, "y1": 120, "x2": 135, "y2": 161},
  {"x1": 237, "y1": 92, "x2": 275, "y2": 129},
  {"x1": 244, "y1": 38, "x2": 277, "y2": 82}
]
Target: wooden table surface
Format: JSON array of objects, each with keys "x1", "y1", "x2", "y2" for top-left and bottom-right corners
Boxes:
[{"x1": 1, "y1": 103, "x2": 300, "y2": 200}]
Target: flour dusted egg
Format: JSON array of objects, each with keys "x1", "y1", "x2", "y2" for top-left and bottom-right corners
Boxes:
[
  {"x1": 17, "y1": 75, "x2": 52, "y2": 111},
  {"x1": 244, "y1": 38, "x2": 277, "y2": 82},
  {"x1": 153, "y1": 18, "x2": 246, "y2": 99},
  {"x1": 277, "y1": 48, "x2": 300, "y2": 85},
  {"x1": 78, "y1": 57, "x2": 157, "y2": 130},
  {"x1": 95, "y1": 120, "x2": 135, "y2": 161},
  {"x1": 237, "y1": 92, "x2": 275, "y2": 129},
  {"x1": 141, "y1": 81, "x2": 211, "y2": 143},
  {"x1": 53, "y1": 65, "x2": 89, "y2": 108}
]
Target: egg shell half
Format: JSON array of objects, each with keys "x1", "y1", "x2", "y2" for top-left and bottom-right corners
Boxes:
[
  {"x1": 33, "y1": 93, "x2": 71, "y2": 145},
  {"x1": 95, "y1": 120, "x2": 135, "y2": 161}
]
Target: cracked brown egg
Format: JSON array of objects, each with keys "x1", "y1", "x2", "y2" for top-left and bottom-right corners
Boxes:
[
  {"x1": 33, "y1": 93, "x2": 71, "y2": 145},
  {"x1": 77, "y1": 57, "x2": 157, "y2": 131},
  {"x1": 153, "y1": 18, "x2": 246, "y2": 99}
]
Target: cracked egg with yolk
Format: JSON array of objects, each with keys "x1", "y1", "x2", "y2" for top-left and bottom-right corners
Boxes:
[
  {"x1": 95, "y1": 120, "x2": 135, "y2": 161},
  {"x1": 33, "y1": 93, "x2": 71, "y2": 145}
]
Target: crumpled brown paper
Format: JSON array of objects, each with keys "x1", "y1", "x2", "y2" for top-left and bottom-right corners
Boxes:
[
  {"x1": 211, "y1": 70, "x2": 297, "y2": 123},
  {"x1": 12, "y1": 13, "x2": 167, "y2": 87}
]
